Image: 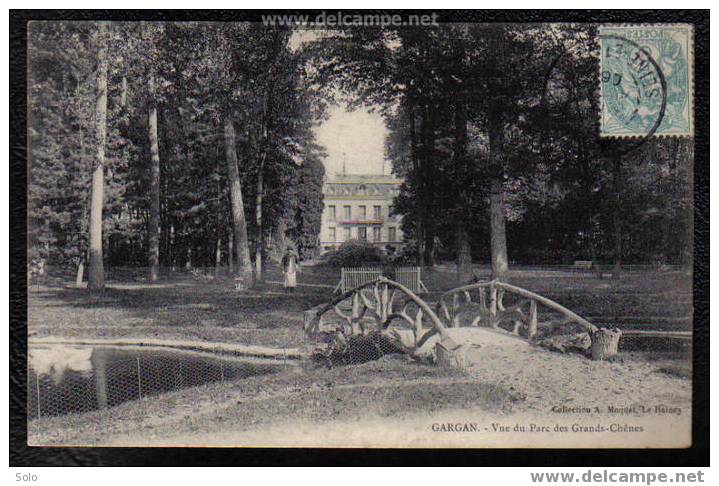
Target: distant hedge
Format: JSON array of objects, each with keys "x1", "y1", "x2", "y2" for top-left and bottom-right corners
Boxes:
[{"x1": 322, "y1": 240, "x2": 385, "y2": 267}]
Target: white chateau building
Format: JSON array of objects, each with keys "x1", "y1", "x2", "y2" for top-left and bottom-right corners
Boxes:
[{"x1": 319, "y1": 173, "x2": 405, "y2": 254}]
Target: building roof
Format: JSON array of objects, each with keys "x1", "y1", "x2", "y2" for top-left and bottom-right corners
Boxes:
[
  {"x1": 324, "y1": 174, "x2": 402, "y2": 199},
  {"x1": 328, "y1": 173, "x2": 402, "y2": 185},
  {"x1": 323, "y1": 174, "x2": 402, "y2": 200}
]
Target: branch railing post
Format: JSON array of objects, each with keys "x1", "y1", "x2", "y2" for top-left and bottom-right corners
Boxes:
[
  {"x1": 436, "y1": 280, "x2": 617, "y2": 358},
  {"x1": 489, "y1": 282, "x2": 498, "y2": 327},
  {"x1": 528, "y1": 300, "x2": 538, "y2": 340},
  {"x1": 308, "y1": 276, "x2": 449, "y2": 344},
  {"x1": 351, "y1": 292, "x2": 361, "y2": 334}
]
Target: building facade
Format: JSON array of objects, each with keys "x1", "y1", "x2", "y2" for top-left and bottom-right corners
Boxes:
[{"x1": 319, "y1": 174, "x2": 404, "y2": 254}]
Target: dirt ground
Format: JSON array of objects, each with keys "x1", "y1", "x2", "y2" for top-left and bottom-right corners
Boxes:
[
  {"x1": 26, "y1": 265, "x2": 693, "y2": 448},
  {"x1": 107, "y1": 329, "x2": 691, "y2": 448}
]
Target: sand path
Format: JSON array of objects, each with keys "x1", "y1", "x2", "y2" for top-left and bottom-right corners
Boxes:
[{"x1": 109, "y1": 328, "x2": 691, "y2": 448}]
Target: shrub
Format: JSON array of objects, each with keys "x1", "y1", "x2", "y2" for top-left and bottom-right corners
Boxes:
[{"x1": 323, "y1": 239, "x2": 384, "y2": 267}]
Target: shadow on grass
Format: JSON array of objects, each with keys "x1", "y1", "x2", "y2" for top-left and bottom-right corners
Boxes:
[
  {"x1": 28, "y1": 264, "x2": 693, "y2": 346},
  {"x1": 28, "y1": 269, "x2": 337, "y2": 347}
]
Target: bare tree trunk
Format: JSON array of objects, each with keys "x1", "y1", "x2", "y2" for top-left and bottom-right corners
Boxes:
[
  {"x1": 410, "y1": 105, "x2": 425, "y2": 267},
  {"x1": 224, "y1": 117, "x2": 253, "y2": 285},
  {"x1": 228, "y1": 231, "x2": 234, "y2": 273},
  {"x1": 611, "y1": 155, "x2": 623, "y2": 280},
  {"x1": 487, "y1": 114, "x2": 509, "y2": 282},
  {"x1": 88, "y1": 27, "x2": 107, "y2": 291},
  {"x1": 490, "y1": 179, "x2": 509, "y2": 281},
  {"x1": 169, "y1": 224, "x2": 175, "y2": 271},
  {"x1": 215, "y1": 236, "x2": 222, "y2": 277},
  {"x1": 254, "y1": 90, "x2": 271, "y2": 282},
  {"x1": 682, "y1": 142, "x2": 694, "y2": 271},
  {"x1": 591, "y1": 328, "x2": 622, "y2": 360},
  {"x1": 425, "y1": 233, "x2": 436, "y2": 267},
  {"x1": 148, "y1": 99, "x2": 161, "y2": 282},
  {"x1": 255, "y1": 160, "x2": 264, "y2": 282},
  {"x1": 416, "y1": 222, "x2": 426, "y2": 267},
  {"x1": 453, "y1": 91, "x2": 472, "y2": 283},
  {"x1": 456, "y1": 225, "x2": 472, "y2": 284},
  {"x1": 120, "y1": 76, "x2": 127, "y2": 108}
]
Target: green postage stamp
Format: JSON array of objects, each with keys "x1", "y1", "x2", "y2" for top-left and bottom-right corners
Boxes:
[{"x1": 600, "y1": 24, "x2": 693, "y2": 138}]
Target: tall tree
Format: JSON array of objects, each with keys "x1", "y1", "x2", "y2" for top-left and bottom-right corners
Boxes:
[
  {"x1": 88, "y1": 24, "x2": 108, "y2": 290},
  {"x1": 147, "y1": 75, "x2": 161, "y2": 281},
  {"x1": 252, "y1": 27, "x2": 291, "y2": 281},
  {"x1": 449, "y1": 26, "x2": 474, "y2": 283},
  {"x1": 224, "y1": 118, "x2": 253, "y2": 283},
  {"x1": 28, "y1": 23, "x2": 94, "y2": 278}
]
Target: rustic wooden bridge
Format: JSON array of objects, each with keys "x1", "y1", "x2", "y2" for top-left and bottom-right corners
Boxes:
[{"x1": 305, "y1": 277, "x2": 688, "y2": 364}]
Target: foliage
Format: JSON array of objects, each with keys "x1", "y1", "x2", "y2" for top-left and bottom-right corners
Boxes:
[
  {"x1": 28, "y1": 22, "x2": 137, "y2": 267},
  {"x1": 27, "y1": 21, "x2": 694, "y2": 277},
  {"x1": 284, "y1": 149, "x2": 326, "y2": 259},
  {"x1": 309, "y1": 23, "x2": 692, "y2": 266},
  {"x1": 28, "y1": 22, "x2": 327, "y2": 274},
  {"x1": 321, "y1": 239, "x2": 385, "y2": 267}
]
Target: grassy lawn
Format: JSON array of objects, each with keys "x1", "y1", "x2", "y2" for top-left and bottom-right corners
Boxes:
[
  {"x1": 28, "y1": 263, "x2": 693, "y2": 348},
  {"x1": 29, "y1": 266, "x2": 330, "y2": 348}
]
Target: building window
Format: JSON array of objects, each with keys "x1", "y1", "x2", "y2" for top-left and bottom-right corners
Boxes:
[
  {"x1": 388, "y1": 227, "x2": 397, "y2": 242},
  {"x1": 373, "y1": 205, "x2": 381, "y2": 219},
  {"x1": 343, "y1": 205, "x2": 351, "y2": 220},
  {"x1": 343, "y1": 227, "x2": 351, "y2": 240},
  {"x1": 359, "y1": 205, "x2": 367, "y2": 219},
  {"x1": 328, "y1": 205, "x2": 336, "y2": 220},
  {"x1": 329, "y1": 227, "x2": 336, "y2": 241},
  {"x1": 373, "y1": 227, "x2": 381, "y2": 242},
  {"x1": 358, "y1": 227, "x2": 367, "y2": 241}
]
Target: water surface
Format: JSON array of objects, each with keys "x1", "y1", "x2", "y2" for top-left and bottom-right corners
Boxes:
[{"x1": 28, "y1": 345, "x2": 284, "y2": 419}]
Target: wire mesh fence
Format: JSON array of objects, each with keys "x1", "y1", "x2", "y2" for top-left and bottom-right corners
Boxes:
[{"x1": 27, "y1": 350, "x2": 284, "y2": 421}]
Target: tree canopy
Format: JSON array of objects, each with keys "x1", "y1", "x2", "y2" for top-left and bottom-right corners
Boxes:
[{"x1": 28, "y1": 22, "x2": 693, "y2": 287}]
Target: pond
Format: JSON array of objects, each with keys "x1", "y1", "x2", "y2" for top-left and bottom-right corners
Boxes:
[{"x1": 27, "y1": 345, "x2": 286, "y2": 420}]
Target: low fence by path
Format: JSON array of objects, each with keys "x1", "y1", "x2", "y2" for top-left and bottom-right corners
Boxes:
[
  {"x1": 429, "y1": 263, "x2": 689, "y2": 275},
  {"x1": 337, "y1": 267, "x2": 382, "y2": 294},
  {"x1": 335, "y1": 266, "x2": 427, "y2": 294},
  {"x1": 394, "y1": 267, "x2": 429, "y2": 293}
]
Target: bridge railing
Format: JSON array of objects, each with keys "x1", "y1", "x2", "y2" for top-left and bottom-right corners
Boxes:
[
  {"x1": 308, "y1": 277, "x2": 688, "y2": 362},
  {"x1": 436, "y1": 280, "x2": 631, "y2": 359},
  {"x1": 438, "y1": 279, "x2": 598, "y2": 339},
  {"x1": 308, "y1": 276, "x2": 609, "y2": 361}
]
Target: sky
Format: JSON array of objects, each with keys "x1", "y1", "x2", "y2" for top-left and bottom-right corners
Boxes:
[
  {"x1": 292, "y1": 31, "x2": 390, "y2": 178},
  {"x1": 314, "y1": 105, "x2": 390, "y2": 177}
]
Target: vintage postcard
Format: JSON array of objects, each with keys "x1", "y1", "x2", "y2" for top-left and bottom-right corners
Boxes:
[{"x1": 20, "y1": 14, "x2": 700, "y2": 453}]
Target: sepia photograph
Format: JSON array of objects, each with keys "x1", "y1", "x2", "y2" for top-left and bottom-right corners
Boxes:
[{"x1": 10, "y1": 9, "x2": 708, "y2": 463}]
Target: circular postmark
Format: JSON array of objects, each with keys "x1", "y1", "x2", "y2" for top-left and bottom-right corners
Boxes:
[
  {"x1": 540, "y1": 32, "x2": 670, "y2": 158},
  {"x1": 600, "y1": 34, "x2": 668, "y2": 149}
]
